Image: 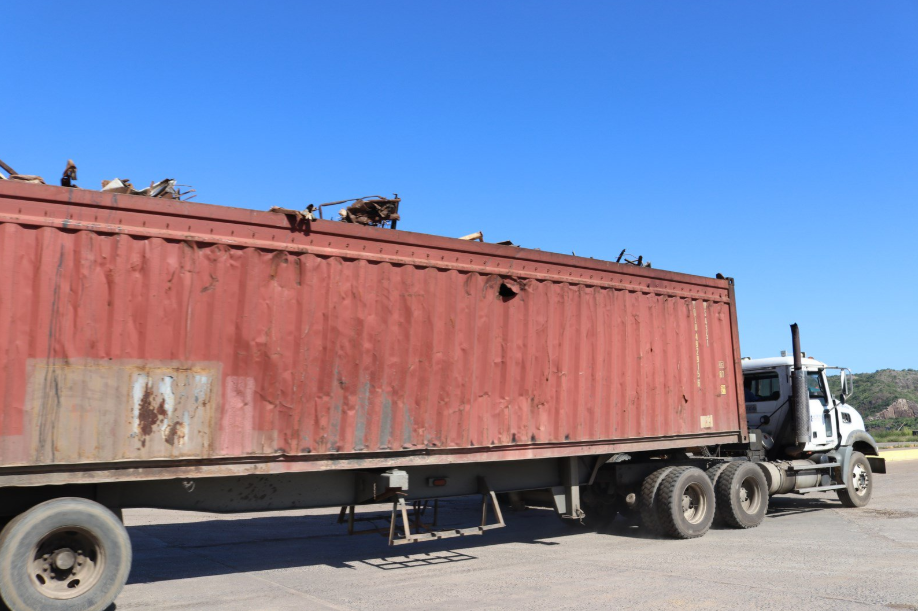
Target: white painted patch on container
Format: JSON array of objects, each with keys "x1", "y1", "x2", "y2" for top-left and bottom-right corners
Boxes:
[
  {"x1": 132, "y1": 373, "x2": 149, "y2": 435},
  {"x1": 193, "y1": 375, "x2": 210, "y2": 405},
  {"x1": 159, "y1": 376, "x2": 176, "y2": 433}
]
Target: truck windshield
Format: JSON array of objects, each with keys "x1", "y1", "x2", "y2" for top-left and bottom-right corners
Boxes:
[{"x1": 743, "y1": 372, "x2": 780, "y2": 402}]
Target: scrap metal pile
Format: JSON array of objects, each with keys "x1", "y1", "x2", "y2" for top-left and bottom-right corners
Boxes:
[
  {"x1": 0, "y1": 157, "x2": 195, "y2": 201},
  {"x1": 100, "y1": 177, "x2": 193, "y2": 200},
  {"x1": 270, "y1": 195, "x2": 402, "y2": 229},
  {"x1": 3, "y1": 155, "x2": 654, "y2": 266},
  {"x1": 333, "y1": 196, "x2": 401, "y2": 227}
]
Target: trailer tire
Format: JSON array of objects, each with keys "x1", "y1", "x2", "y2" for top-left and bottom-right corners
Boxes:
[
  {"x1": 837, "y1": 451, "x2": 873, "y2": 508},
  {"x1": 0, "y1": 498, "x2": 131, "y2": 611},
  {"x1": 655, "y1": 467, "x2": 715, "y2": 539},
  {"x1": 714, "y1": 462, "x2": 768, "y2": 529},
  {"x1": 639, "y1": 467, "x2": 681, "y2": 534}
]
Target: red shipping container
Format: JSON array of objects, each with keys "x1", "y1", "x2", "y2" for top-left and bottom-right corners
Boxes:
[{"x1": 0, "y1": 182, "x2": 746, "y2": 486}]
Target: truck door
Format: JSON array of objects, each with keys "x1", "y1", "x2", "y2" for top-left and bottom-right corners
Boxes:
[
  {"x1": 743, "y1": 370, "x2": 784, "y2": 440},
  {"x1": 805, "y1": 370, "x2": 837, "y2": 450}
]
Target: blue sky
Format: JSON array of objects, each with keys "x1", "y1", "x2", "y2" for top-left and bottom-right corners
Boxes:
[{"x1": 3, "y1": 1, "x2": 917, "y2": 373}]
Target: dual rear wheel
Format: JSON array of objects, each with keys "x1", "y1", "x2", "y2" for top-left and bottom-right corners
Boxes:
[
  {"x1": 708, "y1": 462, "x2": 769, "y2": 529},
  {"x1": 640, "y1": 462, "x2": 768, "y2": 539}
]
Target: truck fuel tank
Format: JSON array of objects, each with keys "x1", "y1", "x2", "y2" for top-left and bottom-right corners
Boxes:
[{"x1": 758, "y1": 460, "x2": 826, "y2": 495}]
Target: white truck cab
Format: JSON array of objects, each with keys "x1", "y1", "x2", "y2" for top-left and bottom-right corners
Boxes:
[
  {"x1": 741, "y1": 355, "x2": 869, "y2": 456},
  {"x1": 737, "y1": 328, "x2": 885, "y2": 511}
]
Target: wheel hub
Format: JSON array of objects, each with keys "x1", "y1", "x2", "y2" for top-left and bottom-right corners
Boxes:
[
  {"x1": 51, "y1": 549, "x2": 76, "y2": 571},
  {"x1": 852, "y1": 464, "x2": 870, "y2": 495},
  {"x1": 29, "y1": 527, "x2": 104, "y2": 600},
  {"x1": 739, "y1": 476, "x2": 760, "y2": 513}
]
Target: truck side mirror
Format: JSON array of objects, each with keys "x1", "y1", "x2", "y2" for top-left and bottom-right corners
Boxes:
[{"x1": 839, "y1": 369, "x2": 853, "y2": 403}]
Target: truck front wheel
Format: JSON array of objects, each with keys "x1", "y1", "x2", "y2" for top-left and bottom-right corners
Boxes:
[
  {"x1": 837, "y1": 451, "x2": 873, "y2": 508},
  {"x1": 0, "y1": 498, "x2": 131, "y2": 611}
]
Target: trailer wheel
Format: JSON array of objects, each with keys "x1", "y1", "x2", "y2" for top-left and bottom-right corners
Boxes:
[
  {"x1": 714, "y1": 462, "x2": 768, "y2": 529},
  {"x1": 0, "y1": 498, "x2": 131, "y2": 611},
  {"x1": 837, "y1": 451, "x2": 873, "y2": 508},
  {"x1": 655, "y1": 467, "x2": 715, "y2": 539},
  {"x1": 639, "y1": 467, "x2": 682, "y2": 534}
]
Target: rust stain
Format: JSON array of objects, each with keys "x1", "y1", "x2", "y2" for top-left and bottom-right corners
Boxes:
[
  {"x1": 136, "y1": 381, "x2": 167, "y2": 447},
  {"x1": 164, "y1": 420, "x2": 186, "y2": 446}
]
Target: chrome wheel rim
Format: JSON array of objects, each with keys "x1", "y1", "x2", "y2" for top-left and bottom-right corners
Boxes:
[{"x1": 852, "y1": 463, "x2": 870, "y2": 497}]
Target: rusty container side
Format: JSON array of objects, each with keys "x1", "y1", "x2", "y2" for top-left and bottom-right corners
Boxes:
[{"x1": 0, "y1": 182, "x2": 746, "y2": 480}]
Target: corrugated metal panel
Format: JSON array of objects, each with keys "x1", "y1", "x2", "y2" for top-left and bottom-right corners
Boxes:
[{"x1": 0, "y1": 182, "x2": 746, "y2": 474}]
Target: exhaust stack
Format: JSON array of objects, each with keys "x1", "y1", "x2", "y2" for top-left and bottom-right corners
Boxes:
[{"x1": 790, "y1": 324, "x2": 810, "y2": 446}]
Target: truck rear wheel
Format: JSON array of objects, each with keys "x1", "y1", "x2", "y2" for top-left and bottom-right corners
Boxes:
[
  {"x1": 705, "y1": 462, "x2": 730, "y2": 487},
  {"x1": 705, "y1": 462, "x2": 730, "y2": 517},
  {"x1": 837, "y1": 451, "x2": 873, "y2": 508},
  {"x1": 639, "y1": 467, "x2": 681, "y2": 534},
  {"x1": 0, "y1": 498, "x2": 131, "y2": 611},
  {"x1": 655, "y1": 467, "x2": 715, "y2": 539},
  {"x1": 714, "y1": 462, "x2": 768, "y2": 529}
]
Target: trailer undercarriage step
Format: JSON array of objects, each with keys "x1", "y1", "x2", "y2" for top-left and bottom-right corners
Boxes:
[
  {"x1": 787, "y1": 463, "x2": 840, "y2": 472},
  {"x1": 794, "y1": 484, "x2": 846, "y2": 493}
]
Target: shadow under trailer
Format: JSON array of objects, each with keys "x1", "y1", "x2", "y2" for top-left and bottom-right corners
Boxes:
[{"x1": 0, "y1": 181, "x2": 885, "y2": 611}]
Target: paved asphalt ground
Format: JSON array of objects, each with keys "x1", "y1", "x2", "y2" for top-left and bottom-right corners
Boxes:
[{"x1": 116, "y1": 456, "x2": 918, "y2": 611}]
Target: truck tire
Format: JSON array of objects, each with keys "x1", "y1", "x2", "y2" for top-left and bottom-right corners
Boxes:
[
  {"x1": 837, "y1": 451, "x2": 873, "y2": 508},
  {"x1": 714, "y1": 462, "x2": 768, "y2": 529},
  {"x1": 704, "y1": 462, "x2": 731, "y2": 525},
  {"x1": 639, "y1": 467, "x2": 682, "y2": 534},
  {"x1": 655, "y1": 467, "x2": 715, "y2": 539},
  {"x1": 705, "y1": 463, "x2": 731, "y2": 489},
  {"x1": 0, "y1": 498, "x2": 132, "y2": 611}
]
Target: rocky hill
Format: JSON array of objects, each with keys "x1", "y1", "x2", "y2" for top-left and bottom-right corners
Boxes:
[{"x1": 872, "y1": 398, "x2": 918, "y2": 420}]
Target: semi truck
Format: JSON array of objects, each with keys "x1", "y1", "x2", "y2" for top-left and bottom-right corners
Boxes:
[{"x1": 0, "y1": 181, "x2": 884, "y2": 611}]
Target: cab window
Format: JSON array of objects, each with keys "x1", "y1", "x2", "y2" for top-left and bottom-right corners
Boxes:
[
  {"x1": 743, "y1": 372, "x2": 780, "y2": 402},
  {"x1": 806, "y1": 371, "x2": 827, "y2": 406}
]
